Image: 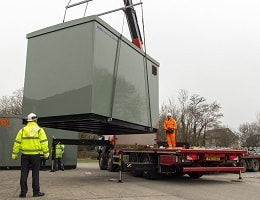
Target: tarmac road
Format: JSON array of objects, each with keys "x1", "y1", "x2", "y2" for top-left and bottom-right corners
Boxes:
[{"x1": 0, "y1": 161, "x2": 259, "y2": 200}]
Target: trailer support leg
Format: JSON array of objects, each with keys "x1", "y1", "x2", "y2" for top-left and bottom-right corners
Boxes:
[
  {"x1": 118, "y1": 170, "x2": 123, "y2": 183},
  {"x1": 238, "y1": 170, "x2": 242, "y2": 180},
  {"x1": 50, "y1": 138, "x2": 56, "y2": 172},
  {"x1": 118, "y1": 152, "x2": 123, "y2": 183},
  {"x1": 50, "y1": 159, "x2": 55, "y2": 172}
]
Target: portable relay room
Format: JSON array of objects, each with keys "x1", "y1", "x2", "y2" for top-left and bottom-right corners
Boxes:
[{"x1": 22, "y1": 15, "x2": 159, "y2": 135}]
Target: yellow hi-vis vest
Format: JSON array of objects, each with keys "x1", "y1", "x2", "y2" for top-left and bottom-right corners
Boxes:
[
  {"x1": 12, "y1": 121, "x2": 49, "y2": 159},
  {"x1": 55, "y1": 143, "x2": 65, "y2": 158}
]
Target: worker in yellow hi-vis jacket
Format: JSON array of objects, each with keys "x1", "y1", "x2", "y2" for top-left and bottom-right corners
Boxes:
[
  {"x1": 12, "y1": 113, "x2": 49, "y2": 198},
  {"x1": 54, "y1": 142, "x2": 65, "y2": 171}
]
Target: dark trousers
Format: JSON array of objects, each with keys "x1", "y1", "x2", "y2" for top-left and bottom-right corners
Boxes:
[
  {"x1": 40, "y1": 158, "x2": 46, "y2": 170},
  {"x1": 20, "y1": 154, "x2": 41, "y2": 194},
  {"x1": 55, "y1": 158, "x2": 64, "y2": 170}
]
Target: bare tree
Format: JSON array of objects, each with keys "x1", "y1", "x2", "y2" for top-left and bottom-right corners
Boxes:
[
  {"x1": 177, "y1": 89, "x2": 190, "y2": 143},
  {"x1": 188, "y1": 94, "x2": 207, "y2": 146},
  {"x1": 239, "y1": 120, "x2": 260, "y2": 147},
  {"x1": 199, "y1": 101, "x2": 223, "y2": 146},
  {"x1": 256, "y1": 112, "x2": 260, "y2": 124},
  {"x1": 176, "y1": 93, "x2": 223, "y2": 146},
  {"x1": 158, "y1": 89, "x2": 223, "y2": 147},
  {"x1": 0, "y1": 88, "x2": 23, "y2": 115}
]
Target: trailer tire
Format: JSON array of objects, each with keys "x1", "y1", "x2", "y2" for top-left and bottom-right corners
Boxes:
[
  {"x1": 142, "y1": 170, "x2": 152, "y2": 179},
  {"x1": 107, "y1": 153, "x2": 117, "y2": 172},
  {"x1": 141, "y1": 155, "x2": 161, "y2": 180},
  {"x1": 188, "y1": 173, "x2": 203, "y2": 179},
  {"x1": 129, "y1": 153, "x2": 142, "y2": 177},
  {"x1": 252, "y1": 159, "x2": 260, "y2": 172},
  {"x1": 131, "y1": 171, "x2": 142, "y2": 177},
  {"x1": 240, "y1": 159, "x2": 247, "y2": 172},
  {"x1": 173, "y1": 172, "x2": 185, "y2": 177},
  {"x1": 99, "y1": 153, "x2": 107, "y2": 170},
  {"x1": 142, "y1": 170, "x2": 161, "y2": 180}
]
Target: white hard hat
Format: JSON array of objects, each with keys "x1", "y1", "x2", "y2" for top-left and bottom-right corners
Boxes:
[
  {"x1": 167, "y1": 113, "x2": 172, "y2": 117},
  {"x1": 27, "y1": 113, "x2": 38, "y2": 122}
]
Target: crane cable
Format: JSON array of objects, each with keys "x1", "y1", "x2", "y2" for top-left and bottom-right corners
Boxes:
[
  {"x1": 63, "y1": 0, "x2": 72, "y2": 22},
  {"x1": 63, "y1": 0, "x2": 89, "y2": 22},
  {"x1": 109, "y1": 13, "x2": 126, "y2": 119},
  {"x1": 139, "y1": 0, "x2": 146, "y2": 53},
  {"x1": 83, "y1": 1, "x2": 89, "y2": 16},
  {"x1": 139, "y1": 0, "x2": 153, "y2": 129},
  {"x1": 120, "y1": 0, "x2": 152, "y2": 129}
]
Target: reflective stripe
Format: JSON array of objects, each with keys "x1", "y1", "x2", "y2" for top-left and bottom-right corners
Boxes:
[
  {"x1": 22, "y1": 148, "x2": 42, "y2": 151},
  {"x1": 40, "y1": 139, "x2": 48, "y2": 143},
  {"x1": 15, "y1": 140, "x2": 21, "y2": 144},
  {"x1": 22, "y1": 137, "x2": 40, "y2": 140},
  {"x1": 21, "y1": 149, "x2": 42, "y2": 153}
]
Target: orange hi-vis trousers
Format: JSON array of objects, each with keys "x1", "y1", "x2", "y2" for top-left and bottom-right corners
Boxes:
[{"x1": 166, "y1": 132, "x2": 176, "y2": 148}]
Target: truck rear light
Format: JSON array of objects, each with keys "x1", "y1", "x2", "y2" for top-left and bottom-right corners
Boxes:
[
  {"x1": 160, "y1": 155, "x2": 177, "y2": 165},
  {"x1": 186, "y1": 154, "x2": 198, "y2": 161},
  {"x1": 229, "y1": 155, "x2": 238, "y2": 161}
]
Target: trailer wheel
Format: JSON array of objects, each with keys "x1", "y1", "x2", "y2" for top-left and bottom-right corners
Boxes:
[
  {"x1": 239, "y1": 159, "x2": 247, "y2": 172},
  {"x1": 141, "y1": 156, "x2": 151, "y2": 179},
  {"x1": 129, "y1": 153, "x2": 142, "y2": 177},
  {"x1": 252, "y1": 159, "x2": 260, "y2": 172},
  {"x1": 173, "y1": 172, "x2": 185, "y2": 177},
  {"x1": 107, "y1": 153, "x2": 117, "y2": 172},
  {"x1": 131, "y1": 171, "x2": 142, "y2": 177},
  {"x1": 188, "y1": 173, "x2": 203, "y2": 179},
  {"x1": 141, "y1": 154, "x2": 161, "y2": 180},
  {"x1": 99, "y1": 153, "x2": 107, "y2": 170}
]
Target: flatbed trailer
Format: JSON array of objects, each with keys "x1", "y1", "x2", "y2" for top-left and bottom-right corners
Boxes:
[
  {"x1": 50, "y1": 135, "x2": 246, "y2": 179},
  {"x1": 99, "y1": 146, "x2": 247, "y2": 179}
]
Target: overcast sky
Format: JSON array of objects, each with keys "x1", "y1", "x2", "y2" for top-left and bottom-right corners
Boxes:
[{"x1": 1, "y1": 0, "x2": 260, "y2": 130}]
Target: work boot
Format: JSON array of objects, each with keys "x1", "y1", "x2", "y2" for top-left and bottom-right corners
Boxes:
[
  {"x1": 33, "y1": 192, "x2": 45, "y2": 197},
  {"x1": 19, "y1": 193, "x2": 26, "y2": 198}
]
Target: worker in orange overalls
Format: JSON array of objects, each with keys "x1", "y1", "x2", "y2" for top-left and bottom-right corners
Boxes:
[{"x1": 163, "y1": 113, "x2": 178, "y2": 149}]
